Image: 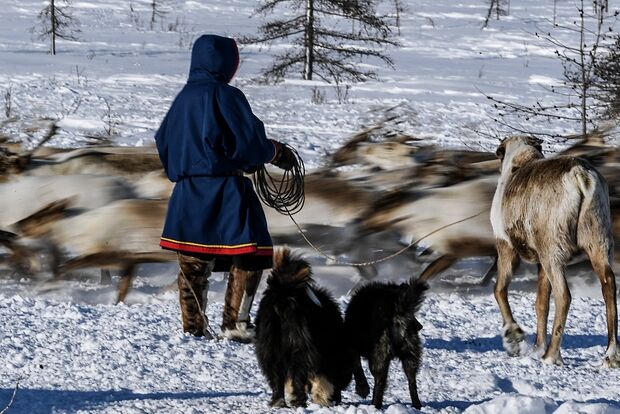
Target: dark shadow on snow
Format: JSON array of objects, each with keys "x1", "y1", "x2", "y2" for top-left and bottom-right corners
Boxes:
[
  {"x1": 424, "y1": 334, "x2": 610, "y2": 353},
  {"x1": 0, "y1": 388, "x2": 263, "y2": 414}
]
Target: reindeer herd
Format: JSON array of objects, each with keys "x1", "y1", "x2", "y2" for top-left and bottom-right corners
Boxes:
[{"x1": 1, "y1": 119, "x2": 620, "y2": 366}]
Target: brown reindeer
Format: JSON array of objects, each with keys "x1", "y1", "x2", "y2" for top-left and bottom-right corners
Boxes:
[{"x1": 491, "y1": 136, "x2": 619, "y2": 367}]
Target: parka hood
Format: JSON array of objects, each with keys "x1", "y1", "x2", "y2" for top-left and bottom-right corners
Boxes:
[{"x1": 189, "y1": 34, "x2": 239, "y2": 83}]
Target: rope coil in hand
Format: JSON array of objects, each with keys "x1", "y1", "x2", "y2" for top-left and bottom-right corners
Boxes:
[{"x1": 254, "y1": 143, "x2": 306, "y2": 215}]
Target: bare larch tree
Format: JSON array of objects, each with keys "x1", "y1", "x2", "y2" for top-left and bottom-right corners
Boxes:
[
  {"x1": 150, "y1": 0, "x2": 168, "y2": 30},
  {"x1": 242, "y1": 0, "x2": 397, "y2": 83},
  {"x1": 595, "y1": 29, "x2": 620, "y2": 121},
  {"x1": 390, "y1": 0, "x2": 406, "y2": 36},
  {"x1": 483, "y1": 0, "x2": 510, "y2": 28},
  {"x1": 485, "y1": 0, "x2": 617, "y2": 139},
  {"x1": 36, "y1": 0, "x2": 79, "y2": 55}
]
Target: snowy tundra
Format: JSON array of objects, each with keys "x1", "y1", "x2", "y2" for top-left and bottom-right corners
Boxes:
[{"x1": 1, "y1": 0, "x2": 620, "y2": 413}]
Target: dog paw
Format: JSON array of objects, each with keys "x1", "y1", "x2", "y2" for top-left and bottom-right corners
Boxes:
[
  {"x1": 355, "y1": 382, "x2": 370, "y2": 398},
  {"x1": 269, "y1": 398, "x2": 287, "y2": 408},
  {"x1": 371, "y1": 397, "x2": 384, "y2": 409},
  {"x1": 502, "y1": 323, "x2": 525, "y2": 356},
  {"x1": 289, "y1": 399, "x2": 308, "y2": 408}
]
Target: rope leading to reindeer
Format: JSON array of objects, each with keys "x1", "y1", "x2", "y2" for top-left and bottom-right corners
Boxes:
[
  {"x1": 254, "y1": 145, "x2": 490, "y2": 267},
  {"x1": 286, "y1": 207, "x2": 490, "y2": 267}
]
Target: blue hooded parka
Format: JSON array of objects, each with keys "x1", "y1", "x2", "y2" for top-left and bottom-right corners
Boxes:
[{"x1": 155, "y1": 35, "x2": 276, "y2": 265}]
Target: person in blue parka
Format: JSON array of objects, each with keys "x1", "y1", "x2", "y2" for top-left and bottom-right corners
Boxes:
[{"x1": 155, "y1": 34, "x2": 295, "y2": 340}]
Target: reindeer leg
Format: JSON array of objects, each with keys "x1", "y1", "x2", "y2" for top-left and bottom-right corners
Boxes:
[
  {"x1": 478, "y1": 256, "x2": 498, "y2": 286},
  {"x1": 49, "y1": 242, "x2": 64, "y2": 280},
  {"x1": 541, "y1": 262, "x2": 570, "y2": 366},
  {"x1": 100, "y1": 268, "x2": 112, "y2": 285},
  {"x1": 494, "y1": 239, "x2": 524, "y2": 356},
  {"x1": 590, "y1": 256, "x2": 620, "y2": 367},
  {"x1": 534, "y1": 264, "x2": 551, "y2": 356},
  {"x1": 116, "y1": 263, "x2": 137, "y2": 304},
  {"x1": 418, "y1": 254, "x2": 458, "y2": 282},
  {"x1": 355, "y1": 265, "x2": 378, "y2": 281}
]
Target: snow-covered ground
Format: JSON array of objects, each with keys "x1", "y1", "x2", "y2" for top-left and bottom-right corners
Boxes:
[
  {"x1": 2, "y1": 0, "x2": 620, "y2": 413},
  {"x1": 1, "y1": 262, "x2": 620, "y2": 414}
]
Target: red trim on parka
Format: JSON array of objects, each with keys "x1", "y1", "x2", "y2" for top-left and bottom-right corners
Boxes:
[{"x1": 160, "y1": 238, "x2": 273, "y2": 256}]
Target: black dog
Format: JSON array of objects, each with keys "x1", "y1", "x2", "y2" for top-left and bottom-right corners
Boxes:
[
  {"x1": 254, "y1": 248, "x2": 354, "y2": 408},
  {"x1": 345, "y1": 278, "x2": 428, "y2": 409}
]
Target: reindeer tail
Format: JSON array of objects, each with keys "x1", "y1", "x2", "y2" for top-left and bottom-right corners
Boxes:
[{"x1": 574, "y1": 165, "x2": 613, "y2": 259}]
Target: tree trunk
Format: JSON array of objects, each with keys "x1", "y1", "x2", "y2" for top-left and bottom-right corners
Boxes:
[
  {"x1": 395, "y1": 0, "x2": 401, "y2": 36},
  {"x1": 51, "y1": 0, "x2": 56, "y2": 55},
  {"x1": 483, "y1": 0, "x2": 495, "y2": 28},
  {"x1": 579, "y1": 2, "x2": 587, "y2": 138},
  {"x1": 303, "y1": 0, "x2": 314, "y2": 80},
  {"x1": 151, "y1": 0, "x2": 156, "y2": 30}
]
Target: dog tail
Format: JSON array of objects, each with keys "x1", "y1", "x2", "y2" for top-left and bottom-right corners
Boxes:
[
  {"x1": 269, "y1": 247, "x2": 313, "y2": 289},
  {"x1": 395, "y1": 278, "x2": 428, "y2": 325}
]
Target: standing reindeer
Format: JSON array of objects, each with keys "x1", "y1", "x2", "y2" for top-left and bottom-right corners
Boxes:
[{"x1": 491, "y1": 136, "x2": 620, "y2": 367}]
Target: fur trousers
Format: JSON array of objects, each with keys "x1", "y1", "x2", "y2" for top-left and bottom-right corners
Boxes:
[{"x1": 177, "y1": 253, "x2": 263, "y2": 338}]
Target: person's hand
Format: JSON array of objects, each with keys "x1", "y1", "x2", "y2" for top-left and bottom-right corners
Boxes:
[{"x1": 270, "y1": 140, "x2": 295, "y2": 171}]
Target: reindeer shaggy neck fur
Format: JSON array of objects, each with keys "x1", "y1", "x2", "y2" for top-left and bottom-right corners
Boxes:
[{"x1": 491, "y1": 136, "x2": 619, "y2": 367}]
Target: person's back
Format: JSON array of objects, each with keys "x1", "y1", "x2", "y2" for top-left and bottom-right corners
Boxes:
[{"x1": 155, "y1": 34, "x2": 295, "y2": 340}]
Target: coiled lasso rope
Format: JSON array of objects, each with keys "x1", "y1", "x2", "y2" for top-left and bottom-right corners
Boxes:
[{"x1": 253, "y1": 143, "x2": 306, "y2": 215}]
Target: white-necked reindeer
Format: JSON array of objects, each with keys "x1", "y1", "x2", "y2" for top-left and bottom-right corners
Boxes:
[{"x1": 491, "y1": 135, "x2": 619, "y2": 367}]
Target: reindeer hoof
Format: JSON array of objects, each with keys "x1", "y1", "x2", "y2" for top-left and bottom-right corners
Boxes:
[
  {"x1": 532, "y1": 344, "x2": 546, "y2": 359},
  {"x1": 603, "y1": 354, "x2": 620, "y2": 368},
  {"x1": 541, "y1": 352, "x2": 563, "y2": 366},
  {"x1": 502, "y1": 324, "x2": 525, "y2": 356}
]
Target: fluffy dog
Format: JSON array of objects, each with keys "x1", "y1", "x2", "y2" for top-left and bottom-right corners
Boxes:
[
  {"x1": 254, "y1": 248, "x2": 354, "y2": 408},
  {"x1": 345, "y1": 278, "x2": 428, "y2": 409}
]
